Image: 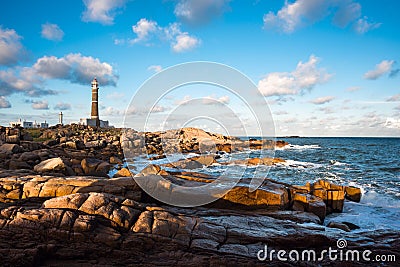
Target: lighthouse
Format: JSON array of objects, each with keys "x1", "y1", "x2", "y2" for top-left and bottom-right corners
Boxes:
[
  {"x1": 91, "y1": 78, "x2": 100, "y2": 127},
  {"x1": 79, "y1": 78, "x2": 109, "y2": 128},
  {"x1": 59, "y1": 112, "x2": 63, "y2": 125}
]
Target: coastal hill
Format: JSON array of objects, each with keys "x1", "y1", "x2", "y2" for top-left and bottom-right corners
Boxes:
[{"x1": 0, "y1": 125, "x2": 398, "y2": 266}]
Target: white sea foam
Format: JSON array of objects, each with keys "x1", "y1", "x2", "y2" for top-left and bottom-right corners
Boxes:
[
  {"x1": 329, "y1": 160, "x2": 347, "y2": 166},
  {"x1": 327, "y1": 189, "x2": 400, "y2": 231},
  {"x1": 275, "y1": 159, "x2": 322, "y2": 169},
  {"x1": 276, "y1": 144, "x2": 321, "y2": 150}
]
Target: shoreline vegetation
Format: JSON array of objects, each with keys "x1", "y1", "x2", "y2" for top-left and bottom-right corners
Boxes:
[{"x1": 0, "y1": 124, "x2": 398, "y2": 266}]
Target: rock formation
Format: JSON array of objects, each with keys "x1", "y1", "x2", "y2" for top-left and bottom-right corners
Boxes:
[{"x1": 0, "y1": 125, "x2": 398, "y2": 266}]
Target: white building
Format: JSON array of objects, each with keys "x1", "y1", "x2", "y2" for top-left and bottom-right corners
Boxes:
[
  {"x1": 9, "y1": 118, "x2": 49, "y2": 129},
  {"x1": 40, "y1": 121, "x2": 49, "y2": 128},
  {"x1": 10, "y1": 118, "x2": 33, "y2": 128},
  {"x1": 79, "y1": 118, "x2": 109, "y2": 128}
]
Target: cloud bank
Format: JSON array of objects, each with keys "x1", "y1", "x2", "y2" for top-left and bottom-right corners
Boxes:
[
  {"x1": 174, "y1": 0, "x2": 230, "y2": 25},
  {"x1": 128, "y1": 19, "x2": 200, "y2": 53},
  {"x1": 364, "y1": 60, "x2": 394, "y2": 80},
  {"x1": 263, "y1": 0, "x2": 380, "y2": 34},
  {"x1": 258, "y1": 55, "x2": 332, "y2": 97},
  {"x1": 0, "y1": 96, "x2": 11, "y2": 109},
  {"x1": 54, "y1": 102, "x2": 72, "y2": 110},
  {"x1": 0, "y1": 26, "x2": 26, "y2": 66},
  {"x1": 310, "y1": 96, "x2": 335, "y2": 105},
  {"x1": 82, "y1": 0, "x2": 127, "y2": 25},
  {"x1": 31, "y1": 100, "x2": 49, "y2": 110},
  {"x1": 0, "y1": 53, "x2": 118, "y2": 100}
]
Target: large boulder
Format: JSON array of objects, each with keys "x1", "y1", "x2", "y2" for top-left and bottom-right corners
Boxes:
[
  {"x1": 212, "y1": 180, "x2": 290, "y2": 210},
  {"x1": 81, "y1": 158, "x2": 109, "y2": 177},
  {"x1": 5, "y1": 135, "x2": 20, "y2": 144},
  {"x1": 0, "y1": 143, "x2": 23, "y2": 154},
  {"x1": 163, "y1": 155, "x2": 216, "y2": 170},
  {"x1": 113, "y1": 167, "x2": 133, "y2": 178},
  {"x1": 85, "y1": 140, "x2": 106, "y2": 149},
  {"x1": 9, "y1": 160, "x2": 32, "y2": 170},
  {"x1": 327, "y1": 221, "x2": 351, "y2": 232},
  {"x1": 34, "y1": 157, "x2": 66, "y2": 173},
  {"x1": 137, "y1": 164, "x2": 162, "y2": 176},
  {"x1": 292, "y1": 192, "x2": 327, "y2": 221},
  {"x1": 19, "y1": 151, "x2": 40, "y2": 162},
  {"x1": 109, "y1": 156, "x2": 123, "y2": 165},
  {"x1": 0, "y1": 176, "x2": 141, "y2": 202},
  {"x1": 312, "y1": 187, "x2": 345, "y2": 213},
  {"x1": 43, "y1": 139, "x2": 59, "y2": 146},
  {"x1": 81, "y1": 158, "x2": 102, "y2": 174},
  {"x1": 345, "y1": 186, "x2": 362, "y2": 202}
]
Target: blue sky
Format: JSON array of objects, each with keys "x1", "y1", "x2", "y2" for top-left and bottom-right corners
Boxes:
[{"x1": 0, "y1": 0, "x2": 399, "y2": 136}]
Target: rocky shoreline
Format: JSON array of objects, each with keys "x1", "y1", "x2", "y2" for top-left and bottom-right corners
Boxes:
[{"x1": 0, "y1": 125, "x2": 398, "y2": 266}]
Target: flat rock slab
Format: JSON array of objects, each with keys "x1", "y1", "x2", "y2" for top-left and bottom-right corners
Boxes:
[{"x1": 0, "y1": 175, "x2": 141, "y2": 202}]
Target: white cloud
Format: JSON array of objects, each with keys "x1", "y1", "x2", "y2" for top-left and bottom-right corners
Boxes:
[
  {"x1": 32, "y1": 100, "x2": 49, "y2": 110},
  {"x1": 317, "y1": 106, "x2": 335, "y2": 114},
  {"x1": 174, "y1": 0, "x2": 230, "y2": 25},
  {"x1": 364, "y1": 60, "x2": 394, "y2": 80},
  {"x1": 33, "y1": 53, "x2": 118, "y2": 86},
  {"x1": 41, "y1": 23, "x2": 64, "y2": 41},
  {"x1": 151, "y1": 105, "x2": 167, "y2": 113},
  {"x1": 263, "y1": 0, "x2": 329, "y2": 33},
  {"x1": 172, "y1": 33, "x2": 200, "y2": 52},
  {"x1": 0, "y1": 26, "x2": 25, "y2": 66},
  {"x1": 127, "y1": 19, "x2": 200, "y2": 53},
  {"x1": 202, "y1": 95, "x2": 230, "y2": 105},
  {"x1": 354, "y1": 16, "x2": 381, "y2": 34},
  {"x1": 0, "y1": 68, "x2": 57, "y2": 97},
  {"x1": 332, "y1": 1, "x2": 361, "y2": 27},
  {"x1": 263, "y1": 0, "x2": 378, "y2": 34},
  {"x1": 310, "y1": 96, "x2": 335, "y2": 105},
  {"x1": 0, "y1": 53, "x2": 117, "y2": 98},
  {"x1": 147, "y1": 65, "x2": 163, "y2": 73},
  {"x1": 0, "y1": 96, "x2": 11, "y2": 108},
  {"x1": 105, "y1": 106, "x2": 138, "y2": 116},
  {"x1": 131, "y1": 18, "x2": 159, "y2": 44},
  {"x1": 82, "y1": 0, "x2": 127, "y2": 25},
  {"x1": 103, "y1": 106, "x2": 123, "y2": 116},
  {"x1": 54, "y1": 102, "x2": 71, "y2": 110},
  {"x1": 384, "y1": 118, "x2": 400, "y2": 129},
  {"x1": 387, "y1": 94, "x2": 400, "y2": 102},
  {"x1": 258, "y1": 55, "x2": 332, "y2": 97}
]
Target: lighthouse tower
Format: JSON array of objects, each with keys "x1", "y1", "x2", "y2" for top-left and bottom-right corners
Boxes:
[
  {"x1": 59, "y1": 112, "x2": 63, "y2": 125},
  {"x1": 91, "y1": 78, "x2": 100, "y2": 127},
  {"x1": 79, "y1": 78, "x2": 109, "y2": 128}
]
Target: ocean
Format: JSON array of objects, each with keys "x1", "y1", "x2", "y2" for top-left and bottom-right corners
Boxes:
[{"x1": 125, "y1": 137, "x2": 400, "y2": 232}]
